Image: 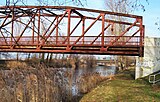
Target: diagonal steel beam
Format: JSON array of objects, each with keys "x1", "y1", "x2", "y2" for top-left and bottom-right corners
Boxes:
[
  {"x1": 69, "y1": 14, "x2": 101, "y2": 49},
  {"x1": 62, "y1": 18, "x2": 82, "y2": 44},
  {"x1": 0, "y1": 30, "x2": 8, "y2": 45},
  {"x1": 42, "y1": 11, "x2": 67, "y2": 38},
  {"x1": 0, "y1": 13, "x2": 26, "y2": 29},
  {"x1": 72, "y1": 9, "x2": 83, "y2": 17},
  {"x1": 15, "y1": 19, "x2": 38, "y2": 35},
  {"x1": 12, "y1": 10, "x2": 38, "y2": 48},
  {"x1": 38, "y1": 10, "x2": 68, "y2": 48},
  {"x1": 106, "y1": 20, "x2": 138, "y2": 50},
  {"x1": 122, "y1": 29, "x2": 140, "y2": 46},
  {"x1": 0, "y1": 14, "x2": 10, "y2": 29},
  {"x1": 43, "y1": 8, "x2": 57, "y2": 16},
  {"x1": 90, "y1": 23, "x2": 111, "y2": 45},
  {"x1": 0, "y1": 6, "x2": 144, "y2": 57},
  {"x1": 41, "y1": 17, "x2": 57, "y2": 37}
]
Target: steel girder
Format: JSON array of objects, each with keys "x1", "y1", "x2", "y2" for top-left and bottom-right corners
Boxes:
[{"x1": 0, "y1": 6, "x2": 144, "y2": 56}]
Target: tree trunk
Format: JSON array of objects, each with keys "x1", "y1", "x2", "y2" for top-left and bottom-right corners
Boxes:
[
  {"x1": 41, "y1": 53, "x2": 45, "y2": 60},
  {"x1": 46, "y1": 53, "x2": 50, "y2": 62},
  {"x1": 27, "y1": 53, "x2": 31, "y2": 61},
  {"x1": 16, "y1": 53, "x2": 19, "y2": 61},
  {"x1": 49, "y1": 53, "x2": 53, "y2": 62}
]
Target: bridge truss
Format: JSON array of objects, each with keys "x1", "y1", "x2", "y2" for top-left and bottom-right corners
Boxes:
[{"x1": 0, "y1": 6, "x2": 144, "y2": 56}]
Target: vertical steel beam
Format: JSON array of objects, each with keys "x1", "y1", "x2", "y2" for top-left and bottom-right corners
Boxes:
[
  {"x1": 0, "y1": 6, "x2": 144, "y2": 56},
  {"x1": 0, "y1": 14, "x2": 10, "y2": 28},
  {"x1": 70, "y1": 14, "x2": 101, "y2": 49},
  {"x1": 138, "y1": 17, "x2": 144, "y2": 57},
  {"x1": 42, "y1": 11, "x2": 67, "y2": 43},
  {"x1": 0, "y1": 30, "x2": 8, "y2": 45},
  {"x1": 82, "y1": 17, "x2": 85, "y2": 44},
  {"x1": 62, "y1": 18, "x2": 82, "y2": 44},
  {"x1": 143, "y1": 25, "x2": 145, "y2": 43},
  {"x1": 42, "y1": 17, "x2": 57, "y2": 37},
  {"x1": 90, "y1": 24, "x2": 111, "y2": 45},
  {"x1": 56, "y1": 16, "x2": 59, "y2": 44},
  {"x1": 71, "y1": 19, "x2": 82, "y2": 36},
  {"x1": 11, "y1": 7, "x2": 14, "y2": 47},
  {"x1": 13, "y1": 10, "x2": 38, "y2": 46},
  {"x1": 0, "y1": 13, "x2": 25, "y2": 28},
  {"x1": 37, "y1": 11, "x2": 67, "y2": 49},
  {"x1": 101, "y1": 13, "x2": 105, "y2": 51},
  {"x1": 32, "y1": 18, "x2": 35, "y2": 45},
  {"x1": 67, "y1": 9, "x2": 71, "y2": 50},
  {"x1": 84, "y1": 14, "x2": 101, "y2": 35},
  {"x1": 122, "y1": 29, "x2": 140, "y2": 45},
  {"x1": 37, "y1": 8, "x2": 41, "y2": 46},
  {"x1": 106, "y1": 20, "x2": 138, "y2": 50},
  {"x1": 38, "y1": 16, "x2": 57, "y2": 47}
]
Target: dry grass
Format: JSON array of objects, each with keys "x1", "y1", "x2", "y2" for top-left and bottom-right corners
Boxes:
[
  {"x1": 6, "y1": 61, "x2": 27, "y2": 69},
  {"x1": 77, "y1": 72, "x2": 109, "y2": 94},
  {"x1": 0, "y1": 63, "x2": 70, "y2": 102}
]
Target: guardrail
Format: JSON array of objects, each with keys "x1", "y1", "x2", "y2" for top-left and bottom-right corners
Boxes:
[
  {"x1": 149, "y1": 72, "x2": 160, "y2": 84},
  {"x1": 0, "y1": 36, "x2": 140, "y2": 46}
]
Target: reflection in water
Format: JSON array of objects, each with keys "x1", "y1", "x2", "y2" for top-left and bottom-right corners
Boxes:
[
  {"x1": 95, "y1": 66, "x2": 116, "y2": 76},
  {"x1": 74, "y1": 66, "x2": 116, "y2": 77},
  {"x1": 71, "y1": 66, "x2": 116, "y2": 98}
]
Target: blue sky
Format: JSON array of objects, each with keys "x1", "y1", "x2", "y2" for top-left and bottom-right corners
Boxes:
[
  {"x1": 134, "y1": 0, "x2": 160, "y2": 37},
  {"x1": 0, "y1": 0, "x2": 159, "y2": 37},
  {"x1": 86, "y1": 0, "x2": 160, "y2": 37}
]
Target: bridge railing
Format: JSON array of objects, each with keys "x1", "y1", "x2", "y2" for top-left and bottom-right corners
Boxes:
[{"x1": 0, "y1": 36, "x2": 140, "y2": 46}]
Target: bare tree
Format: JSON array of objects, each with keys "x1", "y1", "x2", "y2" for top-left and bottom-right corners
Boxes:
[
  {"x1": 5, "y1": 0, "x2": 87, "y2": 6},
  {"x1": 155, "y1": 17, "x2": 160, "y2": 31},
  {"x1": 106, "y1": 0, "x2": 149, "y2": 12},
  {"x1": 105, "y1": 0, "x2": 142, "y2": 70}
]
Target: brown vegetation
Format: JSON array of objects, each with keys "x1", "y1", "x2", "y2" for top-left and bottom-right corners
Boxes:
[
  {"x1": 77, "y1": 72, "x2": 110, "y2": 94},
  {"x1": 25, "y1": 54, "x2": 97, "y2": 69},
  {"x1": 0, "y1": 63, "x2": 72, "y2": 102},
  {"x1": 0, "y1": 54, "x2": 98, "y2": 102},
  {"x1": 117, "y1": 56, "x2": 136, "y2": 70},
  {"x1": 6, "y1": 61, "x2": 27, "y2": 69}
]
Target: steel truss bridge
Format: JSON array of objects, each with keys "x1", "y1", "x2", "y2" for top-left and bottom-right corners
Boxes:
[{"x1": 0, "y1": 6, "x2": 144, "y2": 56}]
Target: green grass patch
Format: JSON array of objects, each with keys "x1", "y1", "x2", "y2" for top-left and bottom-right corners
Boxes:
[{"x1": 80, "y1": 68, "x2": 160, "y2": 102}]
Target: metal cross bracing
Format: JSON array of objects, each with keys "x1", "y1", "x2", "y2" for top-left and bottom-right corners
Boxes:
[{"x1": 0, "y1": 6, "x2": 144, "y2": 57}]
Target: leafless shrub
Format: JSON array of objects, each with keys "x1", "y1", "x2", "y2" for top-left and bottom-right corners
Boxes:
[
  {"x1": 77, "y1": 72, "x2": 109, "y2": 94},
  {"x1": 6, "y1": 61, "x2": 27, "y2": 69},
  {"x1": 0, "y1": 63, "x2": 70, "y2": 102}
]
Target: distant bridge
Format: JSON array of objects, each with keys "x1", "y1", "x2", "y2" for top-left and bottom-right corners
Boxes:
[
  {"x1": 96, "y1": 59, "x2": 116, "y2": 66},
  {"x1": 0, "y1": 6, "x2": 144, "y2": 56}
]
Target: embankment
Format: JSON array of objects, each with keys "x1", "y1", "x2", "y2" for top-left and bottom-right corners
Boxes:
[{"x1": 80, "y1": 67, "x2": 160, "y2": 102}]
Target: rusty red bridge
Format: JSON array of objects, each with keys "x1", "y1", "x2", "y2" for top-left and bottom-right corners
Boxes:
[{"x1": 0, "y1": 6, "x2": 144, "y2": 56}]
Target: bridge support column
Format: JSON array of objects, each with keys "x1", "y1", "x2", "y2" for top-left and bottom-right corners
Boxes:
[{"x1": 135, "y1": 57, "x2": 143, "y2": 79}]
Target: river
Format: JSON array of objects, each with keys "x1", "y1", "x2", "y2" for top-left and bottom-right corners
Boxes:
[{"x1": 69, "y1": 65, "x2": 117, "y2": 101}]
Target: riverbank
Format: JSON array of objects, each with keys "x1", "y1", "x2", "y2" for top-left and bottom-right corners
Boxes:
[
  {"x1": 0, "y1": 60, "x2": 117, "y2": 101},
  {"x1": 80, "y1": 67, "x2": 160, "y2": 102}
]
